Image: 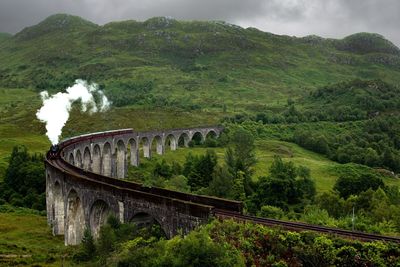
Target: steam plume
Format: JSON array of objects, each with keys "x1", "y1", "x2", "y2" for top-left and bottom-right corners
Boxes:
[{"x1": 36, "y1": 79, "x2": 110, "y2": 145}]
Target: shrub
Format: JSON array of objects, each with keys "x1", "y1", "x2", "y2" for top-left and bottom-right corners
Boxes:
[{"x1": 258, "y1": 205, "x2": 284, "y2": 219}]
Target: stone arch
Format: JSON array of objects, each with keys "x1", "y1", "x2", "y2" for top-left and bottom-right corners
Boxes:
[
  {"x1": 151, "y1": 135, "x2": 164, "y2": 155},
  {"x1": 130, "y1": 212, "x2": 167, "y2": 238},
  {"x1": 116, "y1": 140, "x2": 126, "y2": 178},
  {"x1": 53, "y1": 181, "x2": 64, "y2": 235},
  {"x1": 165, "y1": 134, "x2": 177, "y2": 151},
  {"x1": 68, "y1": 153, "x2": 74, "y2": 165},
  {"x1": 128, "y1": 138, "x2": 139, "y2": 167},
  {"x1": 178, "y1": 132, "x2": 190, "y2": 147},
  {"x1": 89, "y1": 199, "x2": 113, "y2": 238},
  {"x1": 83, "y1": 147, "x2": 91, "y2": 171},
  {"x1": 191, "y1": 131, "x2": 205, "y2": 145},
  {"x1": 92, "y1": 144, "x2": 101, "y2": 174},
  {"x1": 205, "y1": 130, "x2": 218, "y2": 139},
  {"x1": 141, "y1": 137, "x2": 151, "y2": 158},
  {"x1": 102, "y1": 142, "x2": 112, "y2": 176},
  {"x1": 66, "y1": 189, "x2": 84, "y2": 245},
  {"x1": 75, "y1": 150, "x2": 82, "y2": 168}
]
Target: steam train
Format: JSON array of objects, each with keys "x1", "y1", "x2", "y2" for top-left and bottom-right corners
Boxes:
[{"x1": 48, "y1": 144, "x2": 60, "y2": 159}]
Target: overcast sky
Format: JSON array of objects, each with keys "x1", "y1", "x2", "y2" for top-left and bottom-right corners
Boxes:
[{"x1": 0, "y1": 0, "x2": 399, "y2": 46}]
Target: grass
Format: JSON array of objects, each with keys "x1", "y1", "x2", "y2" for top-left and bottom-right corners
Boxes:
[
  {"x1": 0, "y1": 211, "x2": 75, "y2": 266},
  {"x1": 253, "y1": 139, "x2": 340, "y2": 192},
  {"x1": 0, "y1": 88, "x2": 49, "y2": 179}
]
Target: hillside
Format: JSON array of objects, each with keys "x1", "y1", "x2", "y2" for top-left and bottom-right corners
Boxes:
[
  {"x1": 0, "y1": 14, "x2": 400, "y2": 177},
  {"x1": 1, "y1": 14, "x2": 400, "y2": 265},
  {"x1": 0, "y1": 32, "x2": 11, "y2": 42},
  {"x1": 0, "y1": 14, "x2": 400, "y2": 113}
]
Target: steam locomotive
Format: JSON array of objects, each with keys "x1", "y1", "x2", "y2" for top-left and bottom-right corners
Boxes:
[{"x1": 48, "y1": 144, "x2": 60, "y2": 159}]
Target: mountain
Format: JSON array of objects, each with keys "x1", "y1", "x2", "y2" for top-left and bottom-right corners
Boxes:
[{"x1": 0, "y1": 14, "x2": 399, "y2": 113}]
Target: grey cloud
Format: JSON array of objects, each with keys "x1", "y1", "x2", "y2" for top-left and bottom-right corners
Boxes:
[
  {"x1": 0, "y1": 0, "x2": 399, "y2": 46},
  {"x1": 235, "y1": 0, "x2": 400, "y2": 46}
]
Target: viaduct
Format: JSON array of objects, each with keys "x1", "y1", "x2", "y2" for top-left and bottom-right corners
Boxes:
[
  {"x1": 45, "y1": 126, "x2": 243, "y2": 245},
  {"x1": 45, "y1": 126, "x2": 400, "y2": 246}
]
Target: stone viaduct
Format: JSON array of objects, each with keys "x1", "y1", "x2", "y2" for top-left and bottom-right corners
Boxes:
[{"x1": 45, "y1": 126, "x2": 243, "y2": 245}]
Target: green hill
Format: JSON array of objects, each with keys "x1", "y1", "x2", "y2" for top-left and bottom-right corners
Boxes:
[
  {"x1": 0, "y1": 14, "x2": 400, "y2": 177},
  {"x1": 1, "y1": 15, "x2": 400, "y2": 113},
  {"x1": 0, "y1": 14, "x2": 399, "y2": 173}
]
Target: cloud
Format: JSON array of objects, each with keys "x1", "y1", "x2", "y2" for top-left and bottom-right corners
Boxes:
[{"x1": 0, "y1": 0, "x2": 399, "y2": 46}]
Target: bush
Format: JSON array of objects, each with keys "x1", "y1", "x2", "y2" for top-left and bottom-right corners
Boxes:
[
  {"x1": 257, "y1": 205, "x2": 284, "y2": 219},
  {"x1": 73, "y1": 229, "x2": 96, "y2": 262},
  {"x1": 117, "y1": 228, "x2": 244, "y2": 267},
  {"x1": 204, "y1": 137, "x2": 217, "y2": 147}
]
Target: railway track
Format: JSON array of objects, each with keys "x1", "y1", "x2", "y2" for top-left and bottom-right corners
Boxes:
[{"x1": 214, "y1": 209, "x2": 400, "y2": 243}]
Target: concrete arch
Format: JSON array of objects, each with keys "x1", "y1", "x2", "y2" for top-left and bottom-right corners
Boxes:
[
  {"x1": 89, "y1": 199, "x2": 113, "y2": 238},
  {"x1": 53, "y1": 181, "x2": 64, "y2": 235},
  {"x1": 102, "y1": 142, "x2": 112, "y2": 176},
  {"x1": 165, "y1": 134, "x2": 177, "y2": 151},
  {"x1": 83, "y1": 147, "x2": 91, "y2": 171},
  {"x1": 178, "y1": 132, "x2": 190, "y2": 147},
  {"x1": 75, "y1": 150, "x2": 82, "y2": 168},
  {"x1": 141, "y1": 137, "x2": 151, "y2": 158},
  {"x1": 151, "y1": 135, "x2": 164, "y2": 155},
  {"x1": 116, "y1": 140, "x2": 126, "y2": 178},
  {"x1": 68, "y1": 153, "x2": 74, "y2": 165},
  {"x1": 66, "y1": 189, "x2": 84, "y2": 245},
  {"x1": 92, "y1": 144, "x2": 101, "y2": 174},
  {"x1": 128, "y1": 138, "x2": 139, "y2": 167}
]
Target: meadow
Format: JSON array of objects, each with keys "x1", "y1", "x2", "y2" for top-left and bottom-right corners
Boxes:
[{"x1": 0, "y1": 208, "x2": 75, "y2": 266}]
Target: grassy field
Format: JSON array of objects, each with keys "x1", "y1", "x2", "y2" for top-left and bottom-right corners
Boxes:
[
  {"x1": 0, "y1": 210, "x2": 75, "y2": 266},
  {"x1": 0, "y1": 88, "x2": 48, "y2": 178}
]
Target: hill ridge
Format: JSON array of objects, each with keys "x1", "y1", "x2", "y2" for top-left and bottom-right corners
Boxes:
[
  {"x1": 10, "y1": 14, "x2": 400, "y2": 51},
  {"x1": 0, "y1": 14, "x2": 399, "y2": 104}
]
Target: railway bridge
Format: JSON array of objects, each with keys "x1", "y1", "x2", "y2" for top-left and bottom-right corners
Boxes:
[
  {"x1": 45, "y1": 127, "x2": 400, "y2": 246},
  {"x1": 45, "y1": 126, "x2": 244, "y2": 245}
]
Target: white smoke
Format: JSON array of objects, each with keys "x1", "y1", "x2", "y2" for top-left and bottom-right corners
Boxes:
[{"x1": 36, "y1": 79, "x2": 111, "y2": 145}]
